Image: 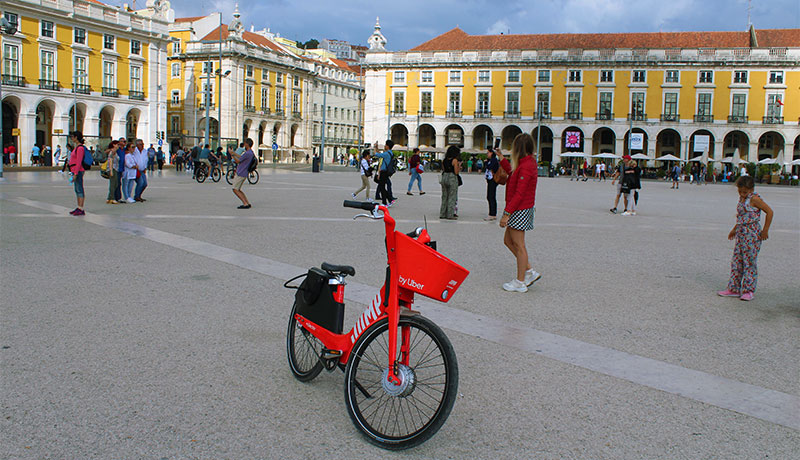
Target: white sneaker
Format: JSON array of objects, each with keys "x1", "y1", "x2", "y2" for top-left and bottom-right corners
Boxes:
[
  {"x1": 502, "y1": 278, "x2": 528, "y2": 292},
  {"x1": 351, "y1": 193, "x2": 357, "y2": 199},
  {"x1": 126, "y1": 198, "x2": 135, "y2": 203},
  {"x1": 630, "y1": 211, "x2": 637, "y2": 216},
  {"x1": 621, "y1": 211, "x2": 631, "y2": 216},
  {"x1": 524, "y1": 270, "x2": 541, "y2": 286}
]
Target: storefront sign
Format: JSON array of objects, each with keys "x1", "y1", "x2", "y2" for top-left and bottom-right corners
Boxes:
[
  {"x1": 564, "y1": 131, "x2": 582, "y2": 150},
  {"x1": 629, "y1": 133, "x2": 644, "y2": 150},
  {"x1": 694, "y1": 135, "x2": 710, "y2": 152}
]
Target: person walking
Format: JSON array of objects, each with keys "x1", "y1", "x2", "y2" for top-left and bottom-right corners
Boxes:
[
  {"x1": 374, "y1": 140, "x2": 397, "y2": 206},
  {"x1": 8, "y1": 143, "x2": 16, "y2": 166},
  {"x1": 439, "y1": 145, "x2": 461, "y2": 220},
  {"x1": 54, "y1": 145, "x2": 62, "y2": 167},
  {"x1": 230, "y1": 138, "x2": 255, "y2": 209},
  {"x1": 156, "y1": 146, "x2": 165, "y2": 172},
  {"x1": 671, "y1": 163, "x2": 681, "y2": 189},
  {"x1": 31, "y1": 143, "x2": 40, "y2": 166},
  {"x1": 600, "y1": 162, "x2": 607, "y2": 181},
  {"x1": 147, "y1": 144, "x2": 156, "y2": 172},
  {"x1": 484, "y1": 146, "x2": 500, "y2": 221},
  {"x1": 174, "y1": 145, "x2": 185, "y2": 172},
  {"x1": 609, "y1": 156, "x2": 630, "y2": 214},
  {"x1": 122, "y1": 142, "x2": 138, "y2": 203},
  {"x1": 134, "y1": 139, "x2": 148, "y2": 202},
  {"x1": 105, "y1": 141, "x2": 121, "y2": 204},
  {"x1": 498, "y1": 133, "x2": 540, "y2": 292},
  {"x1": 621, "y1": 157, "x2": 641, "y2": 216},
  {"x1": 407, "y1": 148, "x2": 425, "y2": 195},
  {"x1": 67, "y1": 131, "x2": 88, "y2": 216},
  {"x1": 717, "y1": 176, "x2": 774, "y2": 301},
  {"x1": 352, "y1": 150, "x2": 372, "y2": 200},
  {"x1": 114, "y1": 137, "x2": 126, "y2": 201}
]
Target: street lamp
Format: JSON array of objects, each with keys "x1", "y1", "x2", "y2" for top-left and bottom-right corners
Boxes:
[
  {"x1": 0, "y1": 16, "x2": 18, "y2": 178},
  {"x1": 72, "y1": 71, "x2": 87, "y2": 133}
]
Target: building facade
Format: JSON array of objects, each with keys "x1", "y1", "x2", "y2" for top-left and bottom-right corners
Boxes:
[
  {"x1": 1, "y1": 0, "x2": 173, "y2": 165},
  {"x1": 167, "y1": 9, "x2": 362, "y2": 163},
  {"x1": 364, "y1": 27, "x2": 800, "y2": 167}
]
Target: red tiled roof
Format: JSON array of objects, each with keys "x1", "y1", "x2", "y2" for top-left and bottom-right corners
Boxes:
[
  {"x1": 330, "y1": 58, "x2": 358, "y2": 73},
  {"x1": 410, "y1": 27, "x2": 800, "y2": 51},
  {"x1": 175, "y1": 16, "x2": 206, "y2": 23},
  {"x1": 200, "y1": 25, "x2": 288, "y2": 54}
]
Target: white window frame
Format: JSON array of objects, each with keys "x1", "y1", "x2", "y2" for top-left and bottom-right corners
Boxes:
[
  {"x1": 448, "y1": 90, "x2": 461, "y2": 113},
  {"x1": 665, "y1": 70, "x2": 680, "y2": 84},
  {"x1": 765, "y1": 93, "x2": 783, "y2": 117},
  {"x1": 171, "y1": 90, "x2": 181, "y2": 104},
  {"x1": 276, "y1": 72, "x2": 283, "y2": 84},
  {"x1": 41, "y1": 20, "x2": 54, "y2": 38},
  {"x1": 476, "y1": 90, "x2": 490, "y2": 114},
  {"x1": 663, "y1": 91, "x2": 679, "y2": 116},
  {"x1": 632, "y1": 70, "x2": 646, "y2": 83},
  {"x1": 420, "y1": 91, "x2": 433, "y2": 114},
  {"x1": 630, "y1": 91, "x2": 646, "y2": 116},
  {"x1": 538, "y1": 70, "x2": 550, "y2": 83},
  {"x1": 598, "y1": 91, "x2": 614, "y2": 116},
  {"x1": 103, "y1": 34, "x2": 115, "y2": 51},
  {"x1": 449, "y1": 70, "x2": 461, "y2": 83},
  {"x1": 507, "y1": 70, "x2": 520, "y2": 83},
  {"x1": 275, "y1": 89, "x2": 283, "y2": 110},
  {"x1": 393, "y1": 71, "x2": 405, "y2": 83},
  {"x1": 393, "y1": 91, "x2": 405, "y2": 113},
  {"x1": 171, "y1": 63, "x2": 180, "y2": 77},
  {"x1": 600, "y1": 70, "x2": 614, "y2": 82},
  {"x1": 261, "y1": 87, "x2": 269, "y2": 110},
  {"x1": 262, "y1": 68, "x2": 270, "y2": 81},
  {"x1": 130, "y1": 40, "x2": 141, "y2": 55},
  {"x1": 567, "y1": 91, "x2": 582, "y2": 115},
  {"x1": 40, "y1": 49, "x2": 55, "y2": 82},
  {"x1": 73, "y1": 55, "x2": 87, "y2": 85},
  {"x1": 170, "y1": 115, "x2": 180, "y2": 133},
  {"x1": 568, "y1": 69, "x2": 581, "y2": 82},
  {"x1": 172, "y1": 40, "x2": 180, "y2": 55},
  {"x1": 730, "y1": 92, "x2": 747, "y2": 118},
  {"x1": 246, "y1": 65, "x2": 254, "y2": 78},
  {"x1": 696, "y1": 92, "x2": 713, "y2": 117},
  {"x1": 3, "y1": 43, "x2": 20, "y2": 77},
  {"x1": 477, "y1": 70, "x2": 490, "y2": 83},
  {"x1": 245, "y1": 85, "x2": 253, "y2": 107},
  {"x1": 129, "y1": 65, "x2": 142, "y2": 92},
  {"x1": 536, "y1": 90, "x2": 550, "y2": 114},
  {"x1": 733, "y1": 70, "x2": 748, "y2": 84},
  {"x1": 768, "y1": 70, "x2": 784, "y2": 84},
  {"x1": 292, "y1": 92, "x2": 300, "y2": 112},
  {"x1": 506, "y1": 90, "x2": 520, "y2": 114},
  {"x1": 102, "y1": 60, "x2": 116, "y2": 89},
  {"x1": 74, "y1": 27, "x2": 86, "y2": 45},
  {"x1": 699, "y1": 70, "x2": 713, "y2": 84}
]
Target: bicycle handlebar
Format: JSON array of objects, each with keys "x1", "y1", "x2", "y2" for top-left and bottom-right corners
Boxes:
[{"x1": 343, "y1": 200, "x2": 378, "y2": 211}]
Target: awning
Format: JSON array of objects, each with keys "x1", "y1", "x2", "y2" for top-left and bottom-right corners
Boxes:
[{"x1": 656, "y1": 154, "x2": 681, "y2": 162}]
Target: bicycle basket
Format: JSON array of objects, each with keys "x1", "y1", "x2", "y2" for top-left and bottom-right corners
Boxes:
[
  {"x1": 293, "y1": 267, "x2": 345, "y2": 334},
  {"x1": 394, "y1": 233, "x2": 469, "y2": 302}
]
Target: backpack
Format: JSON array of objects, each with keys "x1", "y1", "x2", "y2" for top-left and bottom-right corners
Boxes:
[
  {"x1": 361, "y1": 159, "x2": 373, "y2": 177},
  {"x1": 79, "y1": 145, "x2": 92, "y2": 170},
  {"x1": 385, "y1": 154, "x2": 397, "y2": 176},
  {"x1": 247, "y1": 154, "x2": 259, "y2": 173}
]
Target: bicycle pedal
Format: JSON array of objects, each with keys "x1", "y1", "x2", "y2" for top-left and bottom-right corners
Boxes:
[{"x1": 322, "y1": 349, "x2": 342, "y2": 359}]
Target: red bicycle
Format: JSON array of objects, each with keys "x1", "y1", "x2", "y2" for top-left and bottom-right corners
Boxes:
[{"x1": 284, "y1": 200, "x2": 469, "y2": 449}]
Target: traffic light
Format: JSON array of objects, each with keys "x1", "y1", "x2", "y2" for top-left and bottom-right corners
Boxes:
[{"x1": 155, "y1": 131, "x2": 161, "y2": 140}]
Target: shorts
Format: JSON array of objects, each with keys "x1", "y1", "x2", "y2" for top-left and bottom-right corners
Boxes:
[
  {"x1": 232, "y1": 175, "x2": 246, "y2": 190},
  {"x1": 73, "y1": 171, "x2": 85, "y2": 198},
  {"x1": 508, "y1": 207, "x2": 535, "y2": 231},
  {"x1": 199, "y1": 158, "x2": 211, "y2": 168}
]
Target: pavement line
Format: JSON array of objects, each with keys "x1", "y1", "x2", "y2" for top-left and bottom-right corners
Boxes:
[{"x1": 7, "y1": 196, "x2": 800, "y2": 431}]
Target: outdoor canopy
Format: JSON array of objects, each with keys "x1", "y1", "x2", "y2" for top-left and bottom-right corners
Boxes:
[
  {"x1": 592, "y1": 152, "x2": 620, "y2": 159},
  {"x1": 630, "y1": 153, "x2": 653, "y2": 160},
  {"x1": 560, "y1": 152, "x2": 586, "y2": 157},
  {"x1": 656, "y1": 154, "x2": 681, "y2": 162}
]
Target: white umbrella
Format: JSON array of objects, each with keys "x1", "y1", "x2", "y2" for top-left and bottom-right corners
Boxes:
[
  {"x1": 592, "y1": 152, "x2": 620, "y2": 159},
  {"x1": 630, "y1": 153, "x2": 653, "y2": 160},
  {"x1": 688, "y1": 156, "x2": 704, "y2": 162},
  {"x1": 560, "y1": 152, "x2": 585, "y2": 157},
  {"x1": 657, "y1": 154, "x2": 681, "y2": 162},
  {"x1": 701, "y1": 148, "x2": 709, "y2": 165},
  {"x1": 732, "y1": 153, "x2": 742, "y2": 167},
  {"x1": 721, "y1": 157, "x2": 734, "y2": 164},
  {"x1": 792, "y1": 158, "x2": 800, "y2": 166},
  {"x1": 758, "y1": 157, "x2": 777, "y2": 164}
]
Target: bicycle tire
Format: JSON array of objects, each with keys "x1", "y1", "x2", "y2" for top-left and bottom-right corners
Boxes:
[
  {"x1": 195, "y1": 169, "x2": 207, "y2": 183},
  {"x1": 211, "y1": 167, "x2": 221, "y2": 182},
  {"x1": 248, "y1": 169, "x2": 259, "y2": 184},
  {"x1": 344, "y1": 315, "x2": 458, "y2": 450},
  {"x1": 225, "y1": 169, "x2": 235, "y2": 185},
  {"x1": 286, "y1": 301, "x2": 324, "y2": 381}
]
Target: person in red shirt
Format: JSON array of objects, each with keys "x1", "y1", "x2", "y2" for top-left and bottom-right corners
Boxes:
[
  {"x1": 498, "y1": 133, "x2": 541, "y2": 292},
  {"x1": 67, "y1": 131, "x2": 87, "y2": 216}
]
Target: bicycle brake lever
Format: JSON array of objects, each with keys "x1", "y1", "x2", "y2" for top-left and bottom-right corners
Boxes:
[{"x1": 353, "y1": 210, "x2": 384, "y2": 220}]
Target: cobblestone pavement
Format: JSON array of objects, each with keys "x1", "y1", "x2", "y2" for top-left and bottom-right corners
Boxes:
[{"x1": 1, "y1": 168, "x2": 798, "y2": 459}]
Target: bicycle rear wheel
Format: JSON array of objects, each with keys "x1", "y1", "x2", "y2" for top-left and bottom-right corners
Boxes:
[
  {"x1": 195, "y1": 168, "x2": 207, "y2": 183},
  {"x1": 286, "y1": 301, "x2": 324, "y2": 381},
  {"x1": 248, "y1": 169, "x2": 260, "y2": 184},
  {"x1": 225, "y1": 169, "x2": 235, "y2": 185},
  {"x1": 344, "y1": 315, "x2": 458, "y2": 450},
  {"x1": 211, "y1": 167, "x2": 221, "y2": 182}
]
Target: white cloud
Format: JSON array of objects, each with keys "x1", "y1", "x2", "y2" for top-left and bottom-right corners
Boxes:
[{"x1": 487, "y1": 19, "x2": 510, "y2": 35}]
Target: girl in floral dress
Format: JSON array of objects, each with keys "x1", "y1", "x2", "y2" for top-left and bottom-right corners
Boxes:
[{"x1": 718, "y1": 176, "x2": 774, "y2": 301}]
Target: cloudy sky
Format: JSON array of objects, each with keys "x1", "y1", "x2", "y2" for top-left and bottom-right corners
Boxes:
[{"x1": 169, "y1": 0, "x2": 800, "y2": 50}]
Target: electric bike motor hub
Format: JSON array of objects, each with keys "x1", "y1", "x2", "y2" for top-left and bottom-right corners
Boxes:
[{"x1": 381, "y1": 364, "x2": 416, "y2": 397}]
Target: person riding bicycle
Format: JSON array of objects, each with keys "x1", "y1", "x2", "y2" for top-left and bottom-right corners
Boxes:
[{"x1": 197, "y1": 144, "x2": 213, "y2": 173}]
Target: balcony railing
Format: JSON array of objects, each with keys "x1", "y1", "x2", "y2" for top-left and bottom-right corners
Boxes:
[
  {"x1": 2, "y1": 74, "x2": 25, "y2": 86},
  {"x1": 198, "y1": 103, "x2": 215, "y2": 110},
  {"x1": 595, "y1": 112, "x2": 614, "y2": 120},
  {"x1": 762, "y1": 116, "x2": 784, "y2": 124},
  {"x1": 475, "y1": 111, "x2": 492, "y2": 118},
  {"x1": 244, "y1": 105, "x2": 256, "y2": 113},
  {"x1": 292, "y1": 111, "x2": 302, "y2": 120},
  {"x1": 418, "y1": 110, "x2": 434, "y2": 118},
  {"x1": 446, "y1": 110, "x2": 462, "y2": 118},
  {"x1": 564, "y1": 111, "x2": 583, "y2": 120},
  {"x1": 627, "y1": 113, "x2": 647, "y2": 121},
  {"x1": 534, "y1": 111, "x2": 551, "y2": 120},
  {"x1": 129, "y1": 91, "x2": 145, "y2": 101},
  {"x1": 39, "y1": 79, "x2": 60, "y2": 91},
  {"x1": 660, "y1": 113, "x2": 680, "y2": 122},
  {"x1": 262, "y1": 108, "x2": 271, "y2": 116},
  {"x1": 275, "y1": 109, "x2": 285, "y2": 117},
  {"x1": 390, "y1": 111, "x2": 406, "y2": 117},
  {"x1": 102, "y1": 87, "x2": 119, "y2": 98},
  {"x1": 727, "y1": 115, "x2": 748, "y2": 123},
  {"x1": 693, "y1": 114, "x2": 713, "y2": 123},
  {"x1": 72, "y1": 83, "x2": 90, "y2": 94},
  {"x1": 504, "y1": 111, "x2": 521, "y2": 119}
]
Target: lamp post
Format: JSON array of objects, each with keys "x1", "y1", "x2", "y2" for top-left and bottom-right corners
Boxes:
[
  {"x1": 319, "y1": 82, "x2": 327, "y2": 172},
  {"x1": 628, "y1": 99, "x2": 643, "y2": 155},
  {"x1": 217, "y1": 11, "x2": 223, "y2": 149},
  {"x1": 72, "y1": 71, "x2": 87, "y2": 134},
  {"x1": 0, "y1": 16, "x2": 18, "y2": 178}
]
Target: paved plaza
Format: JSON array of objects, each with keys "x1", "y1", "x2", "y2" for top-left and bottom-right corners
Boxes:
[{"x1": 1, "y1": 167, "x2": 799, "y2": 459}]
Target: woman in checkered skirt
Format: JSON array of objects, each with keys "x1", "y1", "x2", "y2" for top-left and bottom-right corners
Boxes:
[{"x1": 498, "y1": 133, "x2": 541, "y2": 293}]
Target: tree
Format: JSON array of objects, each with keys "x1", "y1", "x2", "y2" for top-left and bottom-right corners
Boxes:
[{"x1": 298, "y1": 39, "x2": 318, "y2": 50}]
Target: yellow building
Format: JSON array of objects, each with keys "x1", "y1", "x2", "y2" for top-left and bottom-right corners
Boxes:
[
  {"x1": 167, "y1": 9, "x2": 362, "y2": 162},
  {"x1": 1, "y1": 0, "x2": 174, "y2": 165},
  {"x1": 364, "y1": 26, "x2": 800, "y2": 168}
]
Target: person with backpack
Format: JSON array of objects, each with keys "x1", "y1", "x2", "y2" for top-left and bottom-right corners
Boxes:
[
  {"x1": 374, "y1": 140, "x2": 397, "y2": 206},
  {"x1": 352, "y1": 150, "x2": 372, "y2": 200},
  {"x1": 230, "y1": 138, "x2": 255, "y2": 209},
  {"x1": 67, "y1": 131, "x2": 89, "y2": 216},
  {"x1": 407, "y1": 148, "x2": 425, "y2": 196}
]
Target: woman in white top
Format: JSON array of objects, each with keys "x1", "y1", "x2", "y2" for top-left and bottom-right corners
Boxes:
[
  {"x1": 122, "y1": 142, "x2": 138, "y2": 203},
  {"x1": 352, "y1": 150, "x2": 372, "y2": 200}
]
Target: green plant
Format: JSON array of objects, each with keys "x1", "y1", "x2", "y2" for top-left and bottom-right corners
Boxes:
[
  {"x1": 656, "y1": 169, "x2": 666, "y2": 178},
  {"x1": 745, "y1": 162, "x2": 756, "y2": 177},
  {"x1": 540, "y1": 161, "x2": 550, "y2": 168}
]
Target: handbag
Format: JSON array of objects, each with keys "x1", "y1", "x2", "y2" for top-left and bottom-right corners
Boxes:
[
  {"x1": 493, "y1": 166, "x2": 509, "y2": 185},
  {"x1": 100, "y1": 160, "x2": 110, "y2": 179},
  {"x1": 457, "y1": 174, "x2": 463, "y2": 186},
  {"x1": 416, "y1": 164, "x2": 424, "y2": 174}
]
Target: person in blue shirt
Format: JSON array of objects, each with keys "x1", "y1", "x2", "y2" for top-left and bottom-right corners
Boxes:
[
  {"x1": 374, "y1": 140, "x2": 397, "y2": 206},
  {"x1": 114, "y1": 137, "x2": 127, "y2": 202},
  {"x1": 31, "y1": 144, "x2": 40, "y2": 166}
]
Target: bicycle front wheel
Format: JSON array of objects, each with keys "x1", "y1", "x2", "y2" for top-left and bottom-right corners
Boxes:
[
  {"x1": 344, "y1": 315, "x2": 458, "y2": 450},
  {"x1": 225, "y1": 169, "x2": 235, "y2": 185},
  {"x1": 286, "y1": 301, "x2": 324, "y2": 381},
  {"x1": 195, "y1": 169, "x2": 207, "y2": 183},
  {"x1": 211, "y1": 167, "x2": 221, "y2": 182},
  {"x1": 248, "y1": 169, "x2": 260, "y2": 184}
]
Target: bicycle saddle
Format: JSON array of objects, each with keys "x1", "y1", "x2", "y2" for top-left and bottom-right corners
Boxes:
[{"x1": 321, "y1": 262, "x2": 355, "y2": 277}]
